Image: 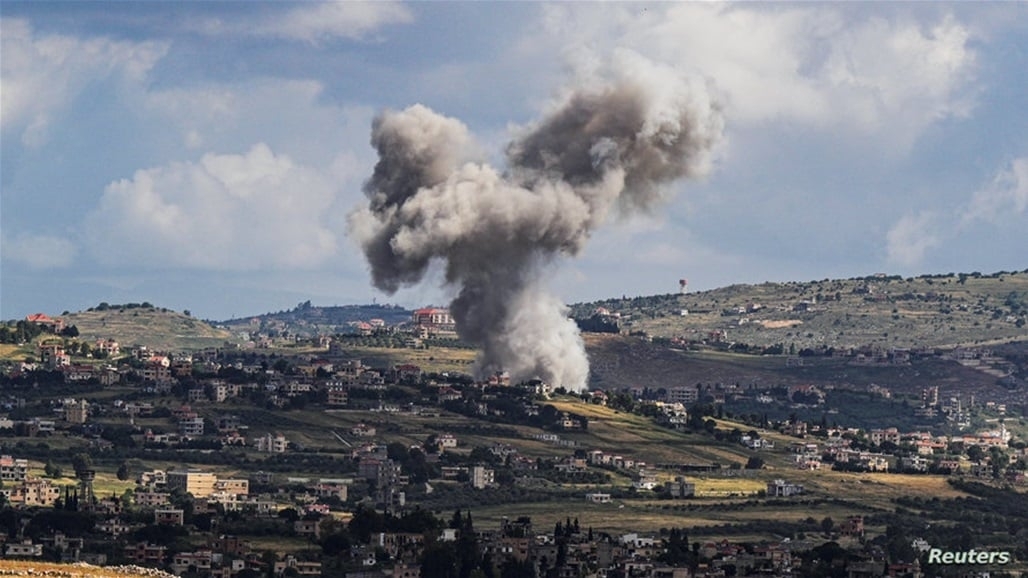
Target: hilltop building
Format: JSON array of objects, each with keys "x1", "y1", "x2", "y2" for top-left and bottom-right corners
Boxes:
[{"x1": 412, "y1": 307, "x2": 456, "y2": 333}]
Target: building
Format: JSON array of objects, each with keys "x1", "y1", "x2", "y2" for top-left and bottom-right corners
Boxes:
[
  {"x1": 665, "y1": 386, "x2": 699, "y2": 405},
  {"x1": 133, "y1": 491, "x2": 171, "y2": 509},
  {"x1": 95, "y1": 338, "x2": 120, "y2": 357},
  {"x1": 214, "y1": 478, "x2": 250, "y2": 497},
  {"x1": 326, "y1": 385, "x2": 349, "y2": 406},
  {"x1": 665, "y1": 476, "x2": 696, "y2": 498},
  {"x1": 124, "y1": 543, "x2": 167, "y2": 565},
  {"x1": 64, "y1": 399, "x2": 89, "y2": 424},
  {"x1": 352, "y1": 423, "x2": 377, "y2": 437},
  {"x1": 767, "y1": 479, "x2": 804, "y2": 497},
  {"x1": 255, "y1": 433, "x2": 289, "y2": 453},
  {"x1": 166, "y1": 470, "x2": 218, "y2": 498},
  {"x1": 471, "y1": 466, "x2": 494, "y2": 489},
  {"x1": 5, "y1": 541, "x2": 43, "y2": 558},
  {"x1": 412, "y1": 308, "x2": 456, "y2": 332},
  {"x1": 155, "y1": 509, "x2": 185, "y2": 526},
  {"x1": 38, "y1": 342, "x2": 70, "y2": 369},
  {"x1": 25, "y1": 313, "x2": 64, "y2": 333},
  {"x1": 2, "y1": 477, "x2": 61, "y2": 507},
  {"x1": 179, "y1": 416, "x2": 205, "y2": 437},
  {"x1": 0, "y1": 455, "x2": 28, "y2": 482},
  {"x1": 839, "y1": 516, "x2": 865, "y2": 537}
]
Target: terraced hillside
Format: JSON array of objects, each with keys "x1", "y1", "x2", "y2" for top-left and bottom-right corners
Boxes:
[
  {"x1": 574, "y1": 270, "x2": 1028, "y2": 351},
  {"x1": 63, "y1": 306, "x2": 237, "y2": 351}
]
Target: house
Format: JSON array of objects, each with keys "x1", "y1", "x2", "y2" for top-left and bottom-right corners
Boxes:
[
  {"x1": 38, "y1": 342, "x2": 70, "y2": 369},
  {"x1": 179, "y1": 416, "x2": 205, "y2": 437},
  {"x1": 166, "y1": 470, "x2": 217, "y2": 498},
  {"x1": 2, "y1": 477, "x2": 61, "y2": 506},
  {"x1": 395, "y1": 364, "x2": 422, "y2": 383},
  {"x1": 273, "y1": 555, "x2": 322, "y2": 577},
  {"x1": 767, "y1": 479, "x2": 804, "y2": 497},
  {"x1": 665, "y1": 476, "x2": 696, "y2": 498},
  {"x1": 839, "y1": 516, "x2": 865, "y2": 537},
  {"x1": 326, "y1": 384, "x2": 349, "y2": 406},
  {"x1": 124, "y1": 543, "x2": 168, "y2": 565},
  {"x1": 869, "y1": 427, "x2": 901, "y2": 446},
  {"x1": 899, "y1": 455, "x2": 929, "y2": 472},
  {"x1": 171, "y1": 551, "x2": 213, "y2": 575},
  {"x1": 25, "y1": 313, "x2": 64, "y2": 333},
  {"x1": 471, "y1": 465, "x2": 494, "y2": 489},
  {"x1": 96, "y1": 519, "x2": 133, "y2": 537},
  {"x1": 437, "y1": 387, "x2": 462, "y2": 403},
  {"x1": 5, "y1": 541, "x2": 43, "y2": 557},
  {"x1": 0, "y1": 455, "x2": 28, "y2": 482},
  {"x1": 95, "y1": 338, "x2": 120, "y2": 357},
  {"x1": 294, "y1": 519, "x2": 321, "y2": 538},
  {"x1": 155, "y1": 509, "x2": 185, "y2": 525},
  {"x1": 436, "y1": 433, "x2": 458, "y2": 450},
  {"x1": 255, "y1": 433, "x2": 289, "y2": 453},
  {"x1": 665, "y1": 386, "x2": 698, "y2": 405},
  {"x1": 134, "y1": 491, "x2": 171, "y2": 509},
  {"x1": 311, "y1": 483, "x2": 348, "y2": 501},
  {"x1": 586, "y1": 493, "x2": 612, "y2": 503},
  {"x1": 352, "y1": 423, "x2": 377, "y2": 437},
  {"x1": 64, "y1": 365, "x2": 96, "y2": 382},
  {"x1": 412, "y1": 308, "x2": 455, "y2": 332}
]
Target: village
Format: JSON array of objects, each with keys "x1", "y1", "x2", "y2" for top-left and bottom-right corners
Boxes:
[{"x1": 0, "y1": 309, "x2": 1026, "y2": 578}]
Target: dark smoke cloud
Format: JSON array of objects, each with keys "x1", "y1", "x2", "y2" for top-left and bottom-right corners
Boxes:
[{"x1": 349, "y1": 55, "x2": 723, "y2": 391}]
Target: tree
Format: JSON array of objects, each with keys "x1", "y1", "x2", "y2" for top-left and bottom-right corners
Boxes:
[
  {"x1": 116, "y1": 462, "x2": 130, "y2": 481},
  {"x1": 278, "y1": 507, "x2": 301, "y2": 524},
  {"x1": 71, "y1": 453, "x2": 93, "y2": 475},
  {"x1": 966, "y1": 445, "x2": 985, "y2": 462},
  {"x1": 821, "y1": 517, "x2": 834, "y2": 534},
  {"x1": 744, "y1": 456, "x2": 765, "y2": 470},
  {"x1": 44, "y1": 461, "x2": 62, "y2": 479}
]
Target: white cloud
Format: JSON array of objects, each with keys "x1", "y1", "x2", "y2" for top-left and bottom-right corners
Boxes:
[
  {"x1": 531, "y1": 5, "x2": 976, "y2": 148},
  {"x1": 886, "y1": 211, "x2": 942, "y2": 267},
  {"x1": 961, "y1": 158, "x2": 1028, "y2": 225},
  {"x1": 83, "y1": 143, "x2": 343, "y2": 270},
  {"x1": 1, "y1": 233, "x2": 77, "y2": 270},
  {"x1": 143, "y1": 79, "x2": 376, "y2": 171},
  {"x1": 254, "y1": 1, "x2": 412, "y2": 42},
  {"x1": 0, "y1": 18, "x2": 166, "y2": 147}
]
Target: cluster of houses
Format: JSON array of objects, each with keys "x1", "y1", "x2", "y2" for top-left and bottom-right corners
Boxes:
[
  {"x1": 1, "y1": 311, "x2": 1027, "y2": 576},
  {"x1": 774, "y1": 421, "x2": 1020, "y2": 478}
]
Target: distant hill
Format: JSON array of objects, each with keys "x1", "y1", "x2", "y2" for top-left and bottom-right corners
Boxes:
[
  {"x1": 216, "y1": 301, "x2": 415, "y2": 338},
  {"x1": 63, "y1": 304, "x2": 237, "y2": 352},
  {"x1": 571, "y1": 269, "x2": 1028, "y2": 352},
  {"x1": 11, "y1": 269, "x2": 1028, "y2": 358}
]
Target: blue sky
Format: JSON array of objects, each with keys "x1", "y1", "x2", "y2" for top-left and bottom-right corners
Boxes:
[{"x1": 2, "y1": 2, "x2": 1027, "y2": 321}]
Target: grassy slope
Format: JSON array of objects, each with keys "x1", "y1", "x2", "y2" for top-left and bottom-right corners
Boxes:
[
  {"x1": 580, "y1": 271, "x2": 1028, "y2": 351},
  {"x1": 62, "y1": 307, "x2": 238, "y2": 351}
]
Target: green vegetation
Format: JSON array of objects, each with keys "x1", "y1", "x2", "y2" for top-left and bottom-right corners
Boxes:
[{"x1": 573, "y1": 269, "x2": 1028, "y2": 351}]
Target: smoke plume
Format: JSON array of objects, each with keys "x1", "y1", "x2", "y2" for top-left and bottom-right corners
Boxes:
[{"x1": 349, "y1": 55, "x2": 723, "y2": 391}]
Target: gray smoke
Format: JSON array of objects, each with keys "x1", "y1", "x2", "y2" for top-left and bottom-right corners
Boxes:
[{"x1": 349, "y1": 57, "x2": 723, "y2": 391}]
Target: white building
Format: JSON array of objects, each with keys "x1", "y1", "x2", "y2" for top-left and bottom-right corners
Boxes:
[{"x1": 255, "y1": 433, "x2": 289, "y2": 453}]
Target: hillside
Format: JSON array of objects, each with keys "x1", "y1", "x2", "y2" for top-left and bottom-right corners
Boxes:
[
  {"x1": 8, "y1": 270, "x2": 1027, "y2": 363},
  {"x1": 572, "y1": 270, "x2": 1028, "y2": 351},
  {"x1": 217, "y1": 301, "x2": 415, "y2": 337},
  {"x1": 63, "y1": 305, "x2": 237, "y2": 351}
]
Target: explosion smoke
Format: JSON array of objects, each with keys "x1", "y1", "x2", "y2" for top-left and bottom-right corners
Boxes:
[{"x1": 350, "y1": 55, "x2": 724, "y2": 392}]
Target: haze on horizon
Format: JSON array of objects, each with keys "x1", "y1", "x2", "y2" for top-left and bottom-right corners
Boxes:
[{"x1": 2, "y1": 2, "x2": 1027, "y2": 321}]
